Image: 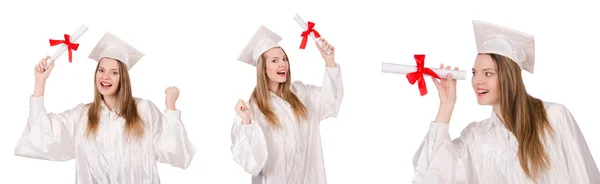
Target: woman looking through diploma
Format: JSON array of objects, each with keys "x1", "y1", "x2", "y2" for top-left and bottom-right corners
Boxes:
[
  {"x1": 412, "y1": 20, "x2": 600, "y2": 183},
  {"x1": 14, "y1": 32, "x2": 196, "y2": 184},
  {"x1": 230, "y1": 25, "x2": 343, "y2": 184}
]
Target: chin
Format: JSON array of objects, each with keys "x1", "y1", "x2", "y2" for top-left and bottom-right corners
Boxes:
[
  {"x1": 476, "y1": 99, "x2": 493, "y2": 106},
  {"x1": 99, "y1": 91, "x2": 116, "y2": 96},
  {"x1": 270, "y1": 77, "x2": 287, "y2": 83},
  {"x1": 97, "y1": 87, "x2": 116, "y2": 96}
]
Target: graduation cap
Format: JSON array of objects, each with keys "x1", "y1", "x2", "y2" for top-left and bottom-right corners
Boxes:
[
  {"x1": 237, "y1": 25, "x2": 282, "y2": 67},
  {"x1": 88, "y1": 32, "x2": 145, "y2": 70},
  {"x1": 473, "y1": 20, "x2": 535, "y2": 73}
]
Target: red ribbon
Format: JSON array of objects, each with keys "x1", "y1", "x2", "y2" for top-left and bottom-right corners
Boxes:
[
  {"x1": 299, "y1": 21, "x2": 321, "y2": 49},
  {"x1": 49, "y1": 34, "x2": 79, "y2": 62},
  {"x1": 406, "y1": 54, "x2": 441, "y2": 96}
]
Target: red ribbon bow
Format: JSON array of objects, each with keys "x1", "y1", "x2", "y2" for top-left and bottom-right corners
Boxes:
[
  {"x1": 299, "y1": 21, "x2": 321, "y2": 49},
  {"x1": 406, "y1": 54, "x2": 441, "y2": 96},
  {"x1": 49, "y1": 34, "x2": 79, "y2": 62}
]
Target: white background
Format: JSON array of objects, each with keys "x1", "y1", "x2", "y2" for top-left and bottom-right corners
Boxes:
[{"x1": 1, "y1": 0, "x2": 599, "y2": 183}]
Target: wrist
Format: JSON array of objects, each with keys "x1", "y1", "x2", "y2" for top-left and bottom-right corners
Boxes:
[
  {"x1": 35, "y1": 80, "x2": 46, "y2": 86},
  {"x1": 435, "y1": 105, "x2": 454, "y2": 124},
  {"x1": 325, "y1": 60, "x2": 335, "y2": 67},
  {"x1": 166, "y1": 102, "x2": 176, "y2": 110},
  {"x1": 241, "y1": 117, "x2": 251, "y2": 125}
]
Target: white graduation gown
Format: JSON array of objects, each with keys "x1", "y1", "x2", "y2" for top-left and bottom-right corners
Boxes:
[
  {"x1": 412, "y1": 101, "x2": 600, "y2": 183},
  {"x1": 230, "y1": 64, "x2": 343, "y2": 184},
  {"x1": 14, "y1": 97, "x2": 196, "y2": 184}
]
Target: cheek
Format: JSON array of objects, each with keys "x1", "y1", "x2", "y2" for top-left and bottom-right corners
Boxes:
[
  {"x1": 266, "y1": 63, "x2": 278, "y2": 73},
  {"x1": 113, "y1": 77, "x2": 120, "y2": 86}
]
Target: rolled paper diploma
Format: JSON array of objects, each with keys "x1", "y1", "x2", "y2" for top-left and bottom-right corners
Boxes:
[
  {"x1": 293, "y1": 14, "x2": 332, "y2": 55},
  {"x1": 46, "y1": 24, "x2": 89, "y2": 68},
  {"x1": 382, "y1": 62, "x2": 467, "y2": 80}
]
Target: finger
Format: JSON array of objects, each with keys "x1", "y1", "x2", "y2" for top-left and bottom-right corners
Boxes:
[
  {"x1": 38, "y1": 62, "x2": 45, "y2": 72},
  {"x1": 41, "y1": 60, "x2": 47, "y2": 69},
  {"x1": 315, "y1": 42, "x2": 324, "y2": 52},
  {"x1": 431, "y1": 77, "x2": 441, "y2": 89},
  {"x1": 48, "y1": 60, "x2": 55, "y2": 71}
]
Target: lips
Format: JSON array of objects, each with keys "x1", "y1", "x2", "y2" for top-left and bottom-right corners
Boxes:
[
  {"x1": 100, "y1": 81, "x2": 112, "y2": 88},
  {"x1": 477, "y1": 89, "x2": 489, "y2": 94},
  {"x1": 276, "y1": 70, "x2": 286, "y2": 76},
  {"x1": 476, "y1": 88, "x2": 489, "y2": 97}
]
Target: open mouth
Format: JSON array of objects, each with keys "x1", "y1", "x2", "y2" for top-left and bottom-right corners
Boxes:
[
  {"x1": 476, "y1": 88, "x2": 489, "y2": 96},
  {"x1": 100, "y1": 81, "x2": 113, "y2": 89},
  {"x1": 277, "y1": 70, "x2": 286, "y2": 77}
]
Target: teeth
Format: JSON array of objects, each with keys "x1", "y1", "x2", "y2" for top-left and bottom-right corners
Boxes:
[{"x1": 477, "y1": 90, "x2": 489, "y2": 94}]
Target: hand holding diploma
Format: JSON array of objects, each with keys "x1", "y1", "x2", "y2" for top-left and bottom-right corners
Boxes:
[
  {"x1": 45, "y1": 24, "x2": 89, "y2": 68},
  {"x1": 382, "y1": 54, "x2": 467, "y2": 96}
]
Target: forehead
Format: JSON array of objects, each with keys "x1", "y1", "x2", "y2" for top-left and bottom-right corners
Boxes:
[
  {"x1": 473, "y1": 54, "x2": 496, "y2": 70},
  {"x1": 263, "y1": 47, "x2": 286, "y2": 58},
  {"x1": 98, "y1": 58, "x2": 120, "y2": 69}
]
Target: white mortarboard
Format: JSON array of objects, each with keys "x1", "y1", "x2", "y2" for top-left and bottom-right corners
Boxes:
[
  {"x1": 473, "y1": 20, "x2": 535, "y2": 73},
  {"x1": 237, "y1": 25, "x2": 282, "y2": 67},
  {"x1": 88, "y1": 32, "x2": 145, "y2": 70}
]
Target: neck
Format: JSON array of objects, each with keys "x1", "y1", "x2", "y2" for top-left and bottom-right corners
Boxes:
[
  {"x1": 492, "y1": 104, "x2": 505, "y2": 123},
  {"x1": 268, "y1": 81, "x2": 280, "y2": 95},
  {"x1": 103, "y1": 95, "x2": 118, "y2": 111}
]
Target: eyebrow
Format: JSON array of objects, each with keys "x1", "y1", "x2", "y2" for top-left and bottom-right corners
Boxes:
[
  {"x1": 98, "y1": 67, "x2": 119, "y2": 71},
  {"x1": 270, "y1": 55, "x2": 288, "y2": 59},
  {"x1": 472, "y1": 68, "x2": 496, "y2": 71}
]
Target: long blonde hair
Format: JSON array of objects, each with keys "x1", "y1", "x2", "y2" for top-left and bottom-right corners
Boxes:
[
  {"x1": 250, "y1": 47, "x2": 308, "y2": 129},
  {"x1": 85, "y1": 59, "x2": 144, "y2": 141},
  {"x1": 490, "y1": 53, "x2": 554, "y2": 180}
]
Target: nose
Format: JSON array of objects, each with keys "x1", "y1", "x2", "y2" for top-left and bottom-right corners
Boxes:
[
  {"x1": 473, "y1": 74, "x2": 484, "y2": 85},
  {"x1": 101, "y1": 72, "x2": 110, "y2": 80}
]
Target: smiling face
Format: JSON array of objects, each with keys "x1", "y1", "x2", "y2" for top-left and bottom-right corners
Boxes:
[
  {"x1": 95, "y1": 58, "x2": 121, "y2": 97},
  {"x1": 472, "y1": 54, "x2": 500, "y2": 106},
  {"x1": 263, "y1": 47, "x2": 289, "y2": 84}
]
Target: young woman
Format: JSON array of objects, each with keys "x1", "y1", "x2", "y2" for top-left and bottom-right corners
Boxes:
[
  {"x1": 230, "y1": 25, "x2": 344, "y2": 184},
  {"x1": 411, "y1": 20, "x2": 600, "y2": 183},
  {"x1": 14, "y1": 32, "x2": 196, "y2": 184}
]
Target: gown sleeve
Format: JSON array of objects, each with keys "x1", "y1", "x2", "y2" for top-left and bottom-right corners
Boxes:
[
  {"x1": 412, "y1": 122, "x2": 474, "y2": 184},
  {"x1": 145, "y1": 100, "x2": 196, "y2": 169},
  {"x1": 14, "y1": 96, "x2": 84, "y2": 161},
  {"x1": 293, "y1": 64, "x2": 344, "y2": 121},
  {"x1": 230, "y1": 103, "x2": 268, "y2": 176},
  {"x1": 549, "y1": 104, "x2": 600, "y2": 183}
]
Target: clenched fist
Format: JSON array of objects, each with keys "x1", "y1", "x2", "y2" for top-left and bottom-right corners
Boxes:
[
  {"x1": 235, "y1": 99, "x2": 251, "y2": 125},
  {"x1": 165, "y1": 86, "x2": 179, "y2": 110}
]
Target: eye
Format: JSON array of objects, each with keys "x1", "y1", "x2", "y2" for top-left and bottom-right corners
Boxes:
[
  {"x1": 112, "y1": 71, "x2": 118, "y2": 75},
  {"x1": 283, "y1": 57, "x2": 288, "y2": 62},
  {"x1": 485, "y1": 72, "x2": 493, "y2": 76},
  {"x1": 98, "y1": 68, "x2": 104, "y2": 72},
  {"x1": 271, "y1": 59, "x2": 277, "y2": 63}
]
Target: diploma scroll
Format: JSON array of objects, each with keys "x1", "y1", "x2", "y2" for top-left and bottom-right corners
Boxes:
[
  {"x1": 382, "y1": 62, "x2": 467, "y2": 80},
  {"x1": 293, "y1": 14, "x2": 332, "y2": 55},
  {"x1": 45, "y1": 24, "x2": 89, "y2": 68}
]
